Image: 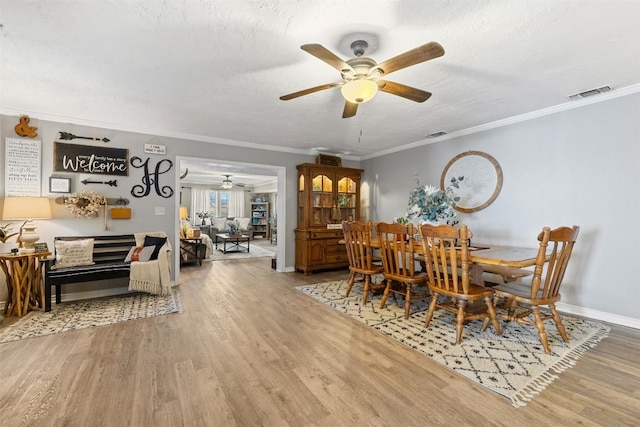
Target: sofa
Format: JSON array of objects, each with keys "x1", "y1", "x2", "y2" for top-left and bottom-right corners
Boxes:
[{"x1": 200, "y1": 217, "x2": 254, "y2": 242}]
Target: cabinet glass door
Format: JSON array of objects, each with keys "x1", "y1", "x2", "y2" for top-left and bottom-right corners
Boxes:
[
  {"x1": 312, "y1": 174, "x2": 333, "y2": 225},
  {"x1": 337, "y1": 177, "x2": 357, "y2": 222},
  {"x1": 298, "y1": 174, "x2": 305, "y2": 226}
]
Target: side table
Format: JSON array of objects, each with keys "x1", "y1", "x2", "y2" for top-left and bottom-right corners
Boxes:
[
  {"x1": 180, "y1": 238, "x2": 205, "y2": 266},
  {"x1": 0, "y1": 252, "x2": 51, "y2": 317}
]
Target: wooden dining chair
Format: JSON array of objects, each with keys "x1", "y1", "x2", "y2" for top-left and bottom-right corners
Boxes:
[
  {"x1": 418, "y1": 223, "x2": 502, "y2": 344},
  {"x1": 486, "y1": 225, "x2": 580, "y2": 354},
  {"x1": 376, "y1": 222, "x2": 429, "y2": 319},
  {"x1": 342, "y1": 220, "x2": 383, "y2": 304}
]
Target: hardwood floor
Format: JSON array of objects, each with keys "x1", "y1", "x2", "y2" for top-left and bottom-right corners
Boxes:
[{"x1": 1, "y1": 258, "x2": 639, "y2": 426}]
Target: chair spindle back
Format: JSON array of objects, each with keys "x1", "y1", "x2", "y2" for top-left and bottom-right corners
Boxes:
[
  {"x1": 376, "y1": 222, "x2": 421, "y2": 279},
  {"x1": 419, "y1": 224, "x2": 471, "y2": 294},
  {"x1": 342, "y1": 220, "x2": 375, "y2": 272},
  {"x1": 530, "y1": 225, "x2": 580, "y2": 300}
]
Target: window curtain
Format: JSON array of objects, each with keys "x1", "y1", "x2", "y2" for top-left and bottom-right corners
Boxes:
[
  {"x1": 228, "y1": 190, "x2": 245, "y2": 218},
  {"x1": 190, "y1": 188, "x2": 210, "y2": 223}
]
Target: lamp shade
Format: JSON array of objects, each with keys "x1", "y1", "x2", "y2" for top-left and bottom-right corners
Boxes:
[
  {"x1": 179, "y1": 206, "x2": 189, "y2": 219},
  {"x1": 2, "y1": 197, "x2": 52, "y2": 220},
  {"x1": 341, "y1": 79, "x2": 378, "y2": 104}
]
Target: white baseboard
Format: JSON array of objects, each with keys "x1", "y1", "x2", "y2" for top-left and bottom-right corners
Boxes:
[{"x1": 556, "y1": 302, "x2": 640, "y2": 329}]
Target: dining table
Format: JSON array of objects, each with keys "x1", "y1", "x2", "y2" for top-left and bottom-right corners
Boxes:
[{"x1": 361, "y1": 237, "x2": 541, "y2": 286}]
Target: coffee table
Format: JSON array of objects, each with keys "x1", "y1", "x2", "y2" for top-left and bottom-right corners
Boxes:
[{"x1": 215, "y1": 234, "x2": 250, "y2": 254}]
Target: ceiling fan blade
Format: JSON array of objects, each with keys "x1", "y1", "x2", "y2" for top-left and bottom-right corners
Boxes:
[
  {"x1": 374, "y1": 41, "x2": 444, "y2": 76},
  {"x1": 342, "y1": 101, "x2": 358, "y2": 118},
  {"x1": 378, "y1": 80, "x2": 432, "y2": 103},
  {"x1": 280, "y1": 82, "x2": 341, "y2": 101},
  {"x1": 301, "y1": 44, "x2": 355, "y2": 74}
]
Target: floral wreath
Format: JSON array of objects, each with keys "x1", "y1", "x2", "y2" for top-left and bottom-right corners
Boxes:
[{"x1": 66, "y1": 191, "x2": 106, "y2": 218}]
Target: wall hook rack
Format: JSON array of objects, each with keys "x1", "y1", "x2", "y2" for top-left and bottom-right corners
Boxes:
[{"x1": 55, "y1": 196, "x2": 130, "y2": 206}]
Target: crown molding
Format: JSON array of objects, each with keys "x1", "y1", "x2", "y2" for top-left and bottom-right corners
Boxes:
[
  {"x1": 0, "y1": 108, "x2": 316, "y2": 156},
  {"x1": 359, "y1": 83, "x2": 640, "y2": 161},
  {"x1": 3, "y1": 83, "x2": 639, "y2": 162}
]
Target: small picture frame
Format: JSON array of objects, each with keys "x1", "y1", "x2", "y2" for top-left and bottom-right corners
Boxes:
[
  {"x1": 49, "y1": 177, "x2": 71, "y2": 194},
  {"x1": 34, "y1": 242, "x2": 49, "y2": 254}
]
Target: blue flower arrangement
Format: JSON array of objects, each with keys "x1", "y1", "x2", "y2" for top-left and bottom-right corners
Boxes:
[
  {"x1": 404, "y1": 177, "x2": 463, "y2": 224},
  {"x1": 225, "y1": 219, "x2": 240, "y2": 235}
]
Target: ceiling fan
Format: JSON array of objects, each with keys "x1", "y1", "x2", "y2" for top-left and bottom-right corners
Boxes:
[
  {"x1": 221, "y1": 175, "x2": 246, "y2": 189},
  {"x1": 279, "y1": 40, "x2": 444, "y2": 118}
]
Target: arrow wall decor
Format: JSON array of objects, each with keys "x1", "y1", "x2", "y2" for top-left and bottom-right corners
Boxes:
[
  {"x1": 81, "y1": 179, "x2": 118, "y2": 187},
  {"x1": 59, "y1": 131, "x2": 110, "y2": 143}
]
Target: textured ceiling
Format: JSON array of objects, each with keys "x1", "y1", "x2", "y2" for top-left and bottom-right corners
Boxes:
[
  {"x1": 1, "y1": 0, "x2": 639, "y2": 161},
  {"x1": 179, "y1": 159, "x2": 277, "y2": 187}
]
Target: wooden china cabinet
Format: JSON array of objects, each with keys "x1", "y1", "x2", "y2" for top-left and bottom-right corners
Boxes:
[{"x1": 295, "y1": 163, "x2": 363, "y2": 275}]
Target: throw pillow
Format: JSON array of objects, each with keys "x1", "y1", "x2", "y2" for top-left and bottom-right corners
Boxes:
[
  {"x1": 236, "y1": 217, "x2": 250, "y2": 231},
  {"x1": 55, "y1": 238, "x2": 95, "y2": 268},
  {"x1": 143, "y1": 235, "x2": 167, "y2": 260},
  {"x1": 124, "y1": 246, "x2": 155, "y2": 262},
  {"x1": 212, "y1": 218, "x2": 226, "y2": 230}
]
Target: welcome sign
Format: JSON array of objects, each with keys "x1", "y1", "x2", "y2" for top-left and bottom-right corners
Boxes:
[{"x1": 54, "y1": 142, "x2": 129, "y2": 176}]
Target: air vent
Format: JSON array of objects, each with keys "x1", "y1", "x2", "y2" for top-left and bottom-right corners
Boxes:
[
  {"x1": 426, "y1": 131, "x2": 447, "y2": 138},
  {"x1": 568, "y1": 85, "x2": 613, "y2": 100}
]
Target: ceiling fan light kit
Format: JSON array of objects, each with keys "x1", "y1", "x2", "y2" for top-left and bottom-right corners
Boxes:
[
  {"x1": 280, "y1": 38, "x2": 444, "y2": 118},
  {"x1": 341, "y1": 79, "x2": 378, "y2": 104},
  {"x1": 221, "y1": 175, "x2": 233, "y2": 189}
]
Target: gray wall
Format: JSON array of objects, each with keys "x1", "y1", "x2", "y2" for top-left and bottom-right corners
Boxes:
[
  {"x1": 0, "y1": 115, "x2": 333, "y2": 302},
  {"x1": 2, "y1": 92, "x2": 638, "y2": 327},
  {"x1": 362, "y1": 92, "x2": 640, "y2": 325}
]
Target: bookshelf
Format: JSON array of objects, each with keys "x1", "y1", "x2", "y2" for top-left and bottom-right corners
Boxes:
[{"x1": 250, "y1": 202, "x2": 269, "y2": 239}]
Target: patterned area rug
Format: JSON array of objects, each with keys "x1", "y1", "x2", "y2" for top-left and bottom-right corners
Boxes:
[
  {"x1": 296, "y1": 280, "x2": 610, "y2": 407},
  {"x1": 0, "y1": 287, "x2": 183, "y2": 344}
]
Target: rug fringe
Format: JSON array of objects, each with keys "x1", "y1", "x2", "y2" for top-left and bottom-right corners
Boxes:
[
  {"x1": 510, "y1": 324, "x2": 610, "y2": 407},
  {"x1": 511, "y1": 371, "x2": 559, "y2": 407},
  {"x1": 128, "y1": 279, "x2": 170, "y2": 296}
]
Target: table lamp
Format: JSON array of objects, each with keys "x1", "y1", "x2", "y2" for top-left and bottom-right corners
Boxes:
[
  {"x1": 179, "y1": 206, "x2": 189, "y2": 220},
  {"x1": 2, "y1": 197, "x2": 52, "y2": 253}
]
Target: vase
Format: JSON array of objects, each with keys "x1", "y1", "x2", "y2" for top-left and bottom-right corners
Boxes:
[{"x1": 201, "y1": 219, "x2": 206, "y2": 225}]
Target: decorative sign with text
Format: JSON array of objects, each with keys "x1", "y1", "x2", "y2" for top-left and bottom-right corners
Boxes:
[
  {"x1": 54, "y1": 142, "x2": 129, "y2": 176},
  {"x1": 144, "y1": 143, "x2": 166, "y2": 155},
  {"x1": 5, "y1": 138, "x2": 41, "y2": 197},
  {"x1": 34, "y1": 242, "x2": 50, "y2": 254}
]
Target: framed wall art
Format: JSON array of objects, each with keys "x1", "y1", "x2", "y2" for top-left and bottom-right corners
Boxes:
[
  {"x1": 5, "y1": 137, "x2": 41, "y2": 197},
  {"x1": 53, "y1": 142, "x2": 129, "y2": 176},
  {"x1": 49, "y1": 177, "x2": 72, "y2": 194},
  {"x1": 440, "y1": 151, "x2": 503, "y2": 213}
]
